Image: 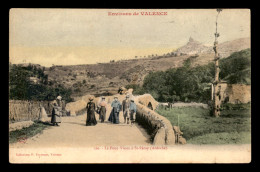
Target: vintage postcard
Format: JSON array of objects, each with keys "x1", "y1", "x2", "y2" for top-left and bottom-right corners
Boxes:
[{"x1": 9, "y1": 8, "x2": 251, "y2": 163}]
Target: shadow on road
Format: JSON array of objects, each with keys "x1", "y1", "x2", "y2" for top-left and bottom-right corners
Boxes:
[
  {"x1": 105, "y1": 122, "x2": 133, "y2": 127},
  {"x1": 65, "y1": 121, "x2": 86, "y2": 126},
  {"x1": 38, "y1": 121, "x2": 53, "y2": 126},
  {"x1": 134, "y1": 123, "x2": 152, "y2": 144}
]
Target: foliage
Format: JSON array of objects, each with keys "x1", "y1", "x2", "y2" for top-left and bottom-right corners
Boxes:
[
  {"x1": 221, "y1": 102, "x2": 251, "y2": 110},
  {"x1": 187, "y1": 132, "x2": 251, "y2": 144},
  {"x1": 219, "y1": 49, "x2": 251, "y2": 84},
  {"x1": 156, "y1": 106, "x2": 251, "y2": 144},
  {"x1": 125, "y1": 84, "x2": 146, "y2": 95},
  {"x1": 9, "y1": 121, "x2": 49, "y2": 144},
  {"x1": 139, "y1": 49, "x2": 251, "y2": 103},
  {"x1": 74, "y1": 88, "x2": 81, "y2": 93},
  {"x1": 9, "y1": 64, "x2": 73, "y2": 102},
  {"x1": 9, "y1": 65, "x2": 31, "y2": 100},
  {"x1": 142, "y1": 64, "x2": 214, "y2": 103}
]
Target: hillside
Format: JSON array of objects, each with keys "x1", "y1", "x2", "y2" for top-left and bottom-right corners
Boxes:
[
  {"x1": 173, "y1": 37, "x2": 250, "y2": 58},
  {"x1": 139, "y1": 48, "x2": 251, "y2": 103},
  {"x1": 27, "y1": 37, "x2": 250, "y2": 99},
  {"x1": 44, "y1": 56, "x2": 189, "y2": 98},
  {"x1": 213, "y1": 37, "x2": 251, "y2": 58}
]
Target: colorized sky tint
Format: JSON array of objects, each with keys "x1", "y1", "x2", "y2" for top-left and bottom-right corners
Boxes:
[{"x1": 9, "y1": 9, "x2": 250, "y2": 67}]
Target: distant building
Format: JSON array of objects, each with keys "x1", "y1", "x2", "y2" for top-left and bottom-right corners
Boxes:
[
  {"x1": 211, "y1": 81, "x2": 251, "y2": 104},
  {"x1": 29, "y1": 77, "x2": 40, "y2": 84}
]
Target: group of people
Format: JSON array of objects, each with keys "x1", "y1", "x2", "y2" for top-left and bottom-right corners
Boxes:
[
  {"x1": 50, "y1": 94, "x2": 138, "y2": 127},
  {"x1": 86, "y1": 95, "x2": 137, "y2": 126}
]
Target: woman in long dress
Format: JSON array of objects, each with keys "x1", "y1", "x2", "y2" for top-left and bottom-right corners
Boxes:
[
  {"x1": 86, "y1": 97, "x2": 97, "y2": 126},
  {"x1": 108, "y1": 96, "x2": 121, "y2": 124},
  {"x1": 99, "y1": 97, "x2": 107, "y2": 123},
  {"x1": 51, "y1": 102, "x2": 62, "y2": 126}
]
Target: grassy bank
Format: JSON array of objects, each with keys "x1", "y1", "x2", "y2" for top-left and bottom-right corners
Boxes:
[
  {"x1": 156, "y1": 106, "x2": 251, "y2": 144},
  {"x1": 9, "y1": 121, "x2": 50, "y2": 144}
]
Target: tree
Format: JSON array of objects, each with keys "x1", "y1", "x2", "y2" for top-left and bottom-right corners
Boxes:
[
  {"x1": 9, "y1": 65, "x2": 30, "y2": 100},
  {"x1": 138, "y1": 48, "x2": 250, "y2": 104},
  {"x1": 9, "y1": 64, "x2": 73, "y2": 102}
]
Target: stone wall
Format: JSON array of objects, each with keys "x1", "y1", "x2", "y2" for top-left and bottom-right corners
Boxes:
[
  {"x1": 211, "y1": 83, "x2": 251, "y2": 104},
  {"x1": 135, "y1": 94, "x2": 175, "y2": 145},
  {"x1": 65, "y1": 99, "x2": 88, "y2": 116},
  {"x1": 226, "y1": 84, "x2": 251, "y2": 104},
  {"x1": 65, "y1": 94, "x2": 98, "y2": 116},
  {"x1": 65, "y1": 93, "x2": 126, "y2": 116},
  {"x1": 9, "y1": 100, "x2": 54, "y2": 122},
  {"x1": 137, "y1": 94, "x2": 159, "y2": 110}
]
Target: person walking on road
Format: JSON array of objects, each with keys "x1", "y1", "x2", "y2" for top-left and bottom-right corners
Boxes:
[
  {"x1": 129, "y1": 98, "x2": 137, "y2": 126},
  {"x1": 51, "y1": 102, "x2": 62, "y2": 126},
  {"x1": 108, "y1": 95, "x2": 122, "y2": 124},
  {"x1": 86, "y1": 97, "x2": 97, "y2": 126},
  {"x1": 122, "y1": 95, "x2": 131, "y2": 124},
  {"x1": 99, "y1": 96, "x2": 107, "y2": 123}
]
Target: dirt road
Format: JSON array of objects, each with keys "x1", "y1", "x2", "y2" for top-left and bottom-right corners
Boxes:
[
  {"x1": 9, "y1": 106, "x2": 151, "y2": 148},
  {"x1": 9, "y1": 105, "x2": 251, "y2": 163}
]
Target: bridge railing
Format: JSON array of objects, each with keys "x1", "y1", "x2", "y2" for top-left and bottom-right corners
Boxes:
[{"x1": 134, "y1": 94, "x2": 175, "y2": 145}]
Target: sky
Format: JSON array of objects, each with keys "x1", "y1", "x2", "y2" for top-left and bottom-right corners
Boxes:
[{"x1": 9, "y1": 9, "x2": 250, "y2": 67}]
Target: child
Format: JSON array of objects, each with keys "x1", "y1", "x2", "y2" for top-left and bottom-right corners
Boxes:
[{"x1": 129, "y1": 98, "x2": 137, "y2": 126}]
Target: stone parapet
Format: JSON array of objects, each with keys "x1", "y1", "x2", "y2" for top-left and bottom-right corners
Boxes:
[{"x1": 135, "y1": 94, "x2": 175, "y2": 145}]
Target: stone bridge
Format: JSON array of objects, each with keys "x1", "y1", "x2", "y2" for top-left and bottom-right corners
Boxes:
[
  {"x1": 10, "y1": 90, "x2": 176, "y2": 148},
  {"x1": 63, "y1": 90, "x2": 176, "y2": 145}
]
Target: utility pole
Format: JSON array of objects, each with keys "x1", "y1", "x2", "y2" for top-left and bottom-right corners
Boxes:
[{"x1": 212, "y1": 9, "x2": 222, "y2": 117}]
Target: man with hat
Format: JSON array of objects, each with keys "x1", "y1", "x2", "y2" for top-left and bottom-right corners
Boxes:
[
  {"x1": 86, "y1": 96, "x2": 97, "y2": 126},
  {"x1": 98, "y1": 96, "x2": 107, "y2": 123},
  {"x1": 108, "y1": 95, "x2": 122, "y2": 124},
  {"x1": 122, "y1": 94, "x2": 131, "y2": 124}
]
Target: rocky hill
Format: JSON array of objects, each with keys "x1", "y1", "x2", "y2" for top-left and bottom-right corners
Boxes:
[
  {"x1": 173, "y1": 37, "x2": 250, "y2": 58},
  {"x1": 173, "y1": 37, "x2": 210, "y2": 56},
  {"x1": 31, "y1": 37, "x2": 250, "y2": 98}
]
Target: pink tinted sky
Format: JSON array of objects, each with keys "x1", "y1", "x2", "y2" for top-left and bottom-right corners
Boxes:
[{"x1": 9, "y1": 9, "x2": 250, "y2": 66}]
